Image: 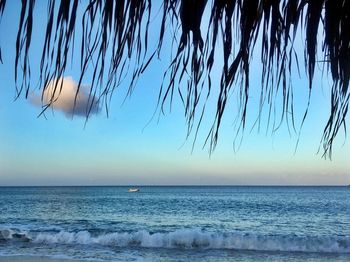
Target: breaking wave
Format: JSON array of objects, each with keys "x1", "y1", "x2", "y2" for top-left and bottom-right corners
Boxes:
[{"x1": 1, "y1": 228, "x2": 350, "y2": 253}]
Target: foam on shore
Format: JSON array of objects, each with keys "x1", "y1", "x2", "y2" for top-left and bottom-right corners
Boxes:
[{"x1": 2, "y1": 228, "x2": 350, "y2": 253}]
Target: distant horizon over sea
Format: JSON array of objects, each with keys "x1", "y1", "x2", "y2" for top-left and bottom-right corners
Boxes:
[
  {"x1": 1, "y1": 184, "x2": 349, "y2": 187},
  {"x1": 1, "y1": 186, "x2": 350, "y2": 261}
]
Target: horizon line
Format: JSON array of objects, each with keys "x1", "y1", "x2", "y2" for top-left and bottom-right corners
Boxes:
[{"x1": 0, "y1": 184, "x2": 349, "y2": 187}]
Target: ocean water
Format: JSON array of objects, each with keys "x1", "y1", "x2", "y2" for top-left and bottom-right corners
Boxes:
[{"x1": 0, "y1": 186, "x2": 349, "y2": 261}]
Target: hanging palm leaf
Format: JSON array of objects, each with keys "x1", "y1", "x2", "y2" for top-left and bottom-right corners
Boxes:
[
  {"x1": 0, "y1": 0, "x2": 5, "y2": 64},
  {"x1": 0, "y1": 0, "x2": 349, "y2": 158}
]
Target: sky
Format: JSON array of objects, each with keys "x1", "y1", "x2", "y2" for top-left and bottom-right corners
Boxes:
[{"x1": 0, "y1": 2, "x2": 349, "y2": 186}]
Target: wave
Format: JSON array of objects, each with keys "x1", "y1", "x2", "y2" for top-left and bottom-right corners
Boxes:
[
  {"x1": 1, "y1": 228, "x2": 350, "y2": 253},
  {"x1": 0, "y1": 229, "x2": 30, "y2": 242}
]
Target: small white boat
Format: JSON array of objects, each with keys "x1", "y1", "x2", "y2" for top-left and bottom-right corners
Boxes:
[{"x1": 128, "y1": 188, "x2": 139, "y2": 192}]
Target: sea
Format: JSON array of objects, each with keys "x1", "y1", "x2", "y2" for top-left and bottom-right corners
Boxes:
[{"x1": 0, "y1": 186, "x2": 349, "y2": 261}]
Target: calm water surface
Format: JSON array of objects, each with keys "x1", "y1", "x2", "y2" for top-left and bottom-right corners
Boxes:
[{"x1": 0, "y1": 186, "x2": 349, "y2": 261}]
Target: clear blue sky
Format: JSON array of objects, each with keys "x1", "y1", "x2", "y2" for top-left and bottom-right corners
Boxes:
[{"x1": 0, "y1": 2, "x2": 349, "y2": 186}]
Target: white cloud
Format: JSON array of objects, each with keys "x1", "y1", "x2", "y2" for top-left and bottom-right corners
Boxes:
[{"x1": 30, "y1": 77, "x2": 101, "y2": 118}]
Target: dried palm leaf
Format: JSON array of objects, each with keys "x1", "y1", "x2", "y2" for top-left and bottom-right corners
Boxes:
[{"x1": 0, "y1": 0, "x2": 349, "y2": 158}]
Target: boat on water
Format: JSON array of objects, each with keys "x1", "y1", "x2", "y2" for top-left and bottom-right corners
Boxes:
[{"x1": 128, "y1": 188, "x2": 139, "y2": 192}]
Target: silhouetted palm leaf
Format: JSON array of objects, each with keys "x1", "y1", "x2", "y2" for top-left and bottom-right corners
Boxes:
[
  {"x1": 0, "y1": 0, "x2": 5, "y2": 63},
  {"x1": 0, "y1": 0, "x2": 349, "y2": 158}
]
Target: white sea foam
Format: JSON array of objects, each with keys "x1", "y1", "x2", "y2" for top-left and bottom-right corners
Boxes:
[
  {"x1": 0, "y1": 229, "x2": 13, "y2": 240},
  {"x1": 2, "y1": 228, "x2": 350, "y2": 253},
  {"x1": 34, "y1": 229, "x2": 350, "y2": 253},
  {"x1": 0, "y1": 229, "x2": 30, "y2": 242}
]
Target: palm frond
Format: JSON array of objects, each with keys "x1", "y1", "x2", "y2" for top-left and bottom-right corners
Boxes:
[
  {"x1": 0, "y1": 0, "x2": 350, "y2": 158},
  {"x1": 0, "y1": 0, "x2": 6, "y2": 63}
]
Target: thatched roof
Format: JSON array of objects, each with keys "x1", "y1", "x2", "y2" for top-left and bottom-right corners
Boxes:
[{"x1": 0, "y1": 0, "x2": 349, "y2": 158}]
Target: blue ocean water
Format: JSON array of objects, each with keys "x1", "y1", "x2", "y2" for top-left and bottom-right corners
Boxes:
[{"x1": 0, "y1": 186, "x2": 349, "y2": 261}]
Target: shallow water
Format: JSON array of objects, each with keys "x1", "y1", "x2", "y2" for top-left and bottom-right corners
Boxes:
[{"x1": 0, "y1": 186, "x2": 350, "y2": 261}]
